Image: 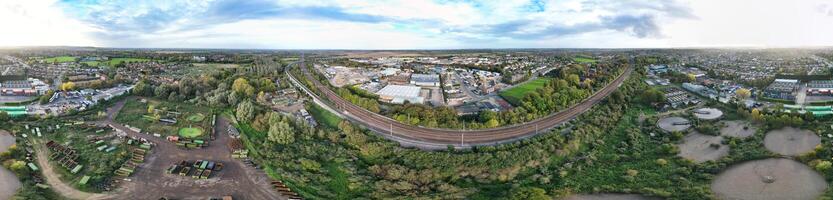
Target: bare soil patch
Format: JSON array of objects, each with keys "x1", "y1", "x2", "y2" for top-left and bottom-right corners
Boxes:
[
  {"x1": 711, "y1": 158, "x2": 826, "y2": 200},
  {"x1": 657, "y1": 117, "x2": 690, "y2": 132},
  {"x1": 764, "y1": 127, "x2": 820, "y2": 156},
  {"x1": 719, "y1": 120, "x2": 757, "y2": 138},
  {"x1": 677, "y1": 132, "x2": 728, "y2": 163}
]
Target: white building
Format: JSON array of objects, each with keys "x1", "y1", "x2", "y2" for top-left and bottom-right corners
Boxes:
[{"x1": 376, "y1": 85, "x2": 424, "y2": 104}]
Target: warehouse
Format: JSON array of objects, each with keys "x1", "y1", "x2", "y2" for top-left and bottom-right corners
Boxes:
[
  {"x1": 376, "y1": 85, "x2": 424, "y2": 104},
  {"x1": 410, "y1": 74, "x2": 440, "y2": 87},
  {"x1": 764, "y1": 79, "x2": 798, "y2": 100}
]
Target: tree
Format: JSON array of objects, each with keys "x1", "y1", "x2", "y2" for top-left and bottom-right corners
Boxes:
[
  {"x1": 147, "y1": 105, "x2": 155, "y2": 114},
  {"x1": 816, "y1": 161, "x2": 832, "y2": 172},
  {"x1": 735, "y1": 88, "x2": 751, "y2": 100},
  {"x1": 686, "y1": 74, "x2": 696, "y2": 82},
  {"x1": 228, "y1": 92, "x2": 240, "y2": 105},
  {"x1": 0, "y1": 111, "x2": 8, "y2": 121},
  {"x1": 268, "y1": 120, "x2": 295, "y2": 145},
  {"x1": 257, "y1": 91, "x2": 268, "y2": 103},
  {"x1": 39, "y1": 90, "x2": 55, "y2": 104},
  {"x1": 232, "y1": 77, "x2": 255, "y2": 97},
  {"x1": 236, "y1": 101, "x2": 255, "y2": 122},
  {"x1": 751, "y1": 108, "x2": 764, "y2": 122},
  {"x1": 508, "y1": 187, "x2": 549, "y2": 200},
  {"x1": 60, "y1": 81, "x2": 76, "y2": 91}
]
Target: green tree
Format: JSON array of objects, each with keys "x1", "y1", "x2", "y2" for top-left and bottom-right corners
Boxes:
[
  {"x1": 268, "y1": 120, "x2": 295, "y2": 145},
  {"x1": 0, "y1": 111, "x2": 8, "y2": 121},
  {"x1": 816, "y1": 161, "x2": 832, "y2": 172},
  {"x1": 508, "y1": 187, "x2": 549, "y2": 200},
  {"x1": 236, "y1": 101, "x2": 255, "y2": 122}
]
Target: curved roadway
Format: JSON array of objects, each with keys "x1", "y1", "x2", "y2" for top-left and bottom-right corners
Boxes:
[{"x1": 291, "y1": 57, "x2": 634, "y2": 149}]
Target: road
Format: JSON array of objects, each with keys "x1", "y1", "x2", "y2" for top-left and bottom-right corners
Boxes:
[{"x1": 289, "y1": 56, "x2": 635, "y2": 149}]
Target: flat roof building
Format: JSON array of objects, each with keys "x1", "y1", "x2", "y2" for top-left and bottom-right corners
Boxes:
[
  {"x1": 376, "y1": 85, "x2": 424, "y2": 104},
  {"x1": 410, "y1": 74, "x2": 440, "y2": 87}
]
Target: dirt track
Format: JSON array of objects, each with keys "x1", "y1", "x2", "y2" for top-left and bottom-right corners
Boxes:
[
  {"x1": 291, "y1": 56, "x2": 634, "y2": 149},
  {"x1": 34, "y1": 143, "x2": 111, "y2": 200}
]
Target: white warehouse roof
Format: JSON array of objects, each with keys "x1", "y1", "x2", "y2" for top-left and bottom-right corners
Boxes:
[{"x1": 376, "y1": 85, "x2": 421, "y2": 98}]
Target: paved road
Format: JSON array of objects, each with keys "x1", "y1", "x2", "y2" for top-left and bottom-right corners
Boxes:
[{"x1": 289, "y1": 56, "x2": 635, "y2": 149}]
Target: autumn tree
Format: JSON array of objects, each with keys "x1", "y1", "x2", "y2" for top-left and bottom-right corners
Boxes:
[
  {"x1": 236, "y1": 101, "x2": 255, "y2": 122},
  {"x1": 735, "y1": 88, "x2": 751, "y2": 100}
]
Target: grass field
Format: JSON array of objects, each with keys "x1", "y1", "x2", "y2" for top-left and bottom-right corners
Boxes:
[
  {"x1": 308, "y1": 104, "x2": 341, "y2": 129},
  {"x1": 178, "y1": 127, "x2": 204, "y2": 138},
  {"x1": 499, "y1": 78, "x2": 552, "y2": 106},
  {"x1": 186, "y1": 113, "x2": 206, "y2": 122},
  {"x1": 42, "y1": 56, "x2": 77, "y2": 63},
  {"x1": 573, "y1": 56, "x2": 597, "y2": 63},
  {"x1": 116, "y1": 98, "x2": 212, "y2": 138},
  {"x1": 82, "y1": 58, "x2": 152, "y2": 67}
]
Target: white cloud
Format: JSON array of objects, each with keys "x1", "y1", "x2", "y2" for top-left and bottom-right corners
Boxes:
[
  {"x1": 0, "y1": 0, "x2": 96, "y2": 47},
  {"x1": 3, "y1": 0, "x2": 833, "y2": 49}
]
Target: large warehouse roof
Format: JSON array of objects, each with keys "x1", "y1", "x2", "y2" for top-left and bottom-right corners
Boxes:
[{"x1": 376, "y1": 85, "x2": 421, "y2": 98}]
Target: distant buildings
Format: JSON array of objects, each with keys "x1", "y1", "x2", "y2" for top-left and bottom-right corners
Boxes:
[
  {"x1": 0, "y1": 78, "x2": 50, "y2": 96},
  {"x1": 410, "y1": 74, "x2": 440, "y2": 87},
  {"x1": 648, "y1": 65, "x2": 668, "y2": 74},
  {"x1": 806, "y1": 80, "x2": 833, "y2": 96},
  {"x1": 764, "y1": 79, "x2": 799, "y2": 100},
  {"x1": 376, "y1": 85, "x2": 424, "y2": 104}
]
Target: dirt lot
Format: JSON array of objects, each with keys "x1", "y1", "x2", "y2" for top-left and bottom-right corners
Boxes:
[
  {"x1": 764, "y1": 127, "x2": 821, "y2": 156},
  {"x1": 110, "y1": 117, "x2": 285, "y2": 200},
  {"x1": 711, "y1": 158, "x2": 826, "y2": 200},
  {"x1": 36, "y1": 99, "x2": 287, "y2": 200},
  {"x1": 719, "y1": 120, "x2": 757, "y2": 138},
  {"x1": 677, "y1": 132, "x2": 728, "y2": 163},
  {"x1": 563, "y1": 193, "x2": 661, "y2": 200}
]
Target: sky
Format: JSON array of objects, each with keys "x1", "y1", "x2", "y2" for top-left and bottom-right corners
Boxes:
[{"x1": 1, "y1": 0, "x2": 833, "y2": 49}]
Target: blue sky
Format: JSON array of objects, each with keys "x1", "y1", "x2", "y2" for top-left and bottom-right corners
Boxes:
[{"x1": 2, "y1": 0, "x2": 833, "y2": 49}]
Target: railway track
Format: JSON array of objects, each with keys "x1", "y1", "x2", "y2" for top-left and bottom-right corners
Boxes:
[{"x1": 290, "y1": 56, "x2": 635, "y2": 149}]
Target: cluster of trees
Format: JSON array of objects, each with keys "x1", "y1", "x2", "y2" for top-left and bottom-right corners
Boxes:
[{"x1": 335, "y1": 87, "x2": 381, "y2": 113}]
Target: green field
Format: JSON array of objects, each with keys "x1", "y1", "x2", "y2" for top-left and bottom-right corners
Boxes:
[
  {"x1": 186, "y1": 113, "x2": 206, "y2": 122},
  {"x1": 499, "y1": 78, "x2": 552, "y2": 106},
  {"x1": 308, "y1": 104, "x2": 341, "y2": 129},
  {"x1": 573, "y1": 56, "x2": 597, "y2": 63},
  {"x1": 82, "y1": 58, "x2": 151, "y2": 67},
  {"x1": 42, "y1": 56, "x2": 77, "y2": 63},
  {"x1": 115, "y1": 98, "x2": 212, "y2": 138},
  {"x1": 178, "y1": 127, "x2": 204, "y2": 138}
]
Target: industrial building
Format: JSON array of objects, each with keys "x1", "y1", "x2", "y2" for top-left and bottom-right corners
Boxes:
[
  {"x1": 806, "y1": 80, "x2": 833, "y2": 96},
  {"x1": 0, "y1": 78, "x2": 50, "y2": 96},
  {"x1": 376, "y1": 85, "x2": 424, "y2": 104},
  {"x1": 764, "y1": 79, "x2": 799, "y2": 100},
  {"x1": 410, "y1": 74, "x2": 440, "y2": 87}
]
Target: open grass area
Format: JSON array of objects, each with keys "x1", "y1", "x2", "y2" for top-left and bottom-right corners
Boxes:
[
  {"x1": 499, "y1": 78, "x2": 552, "y2": 106},
  {"x1": 115, "y1": 97, "x2": 212, "y2": 138},
  {"x1": 33, "y1": 120, "x2": 129, "y2": 192},
  {"x1": 178, "y1": 127, "x2": 204, "y2": 138},
  {"x1": 308, "y1": 104, "x2": 341, "y2": 129},
  {"x1": 186, "y1": 113, "x2": 206, "y2": 122},
  {"x1": 573, "y1": 56, "x2": 597, "y2": 63},
  {"x1": 42, "y1": 56, "x2": 77, "y2": 63}
]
